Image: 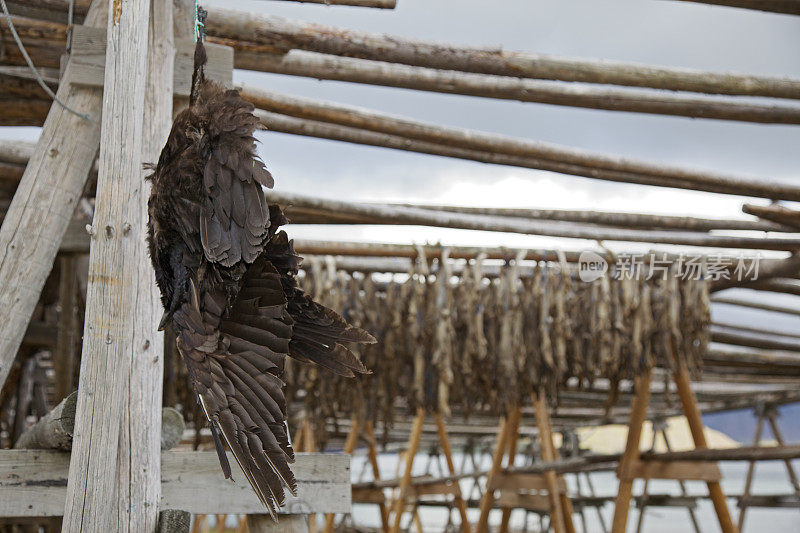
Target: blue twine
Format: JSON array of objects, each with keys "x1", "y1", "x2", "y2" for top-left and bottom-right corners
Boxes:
[{"x1": 194, "y1": 0, "x2": 205, "y2": 42}]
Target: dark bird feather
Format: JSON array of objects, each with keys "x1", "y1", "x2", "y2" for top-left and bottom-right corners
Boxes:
[{"x1": 146, "y1": 39, "x2": 375, "y2": 518}]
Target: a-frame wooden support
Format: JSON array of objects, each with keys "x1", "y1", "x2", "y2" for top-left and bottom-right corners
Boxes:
[
  {"x1": 475, "y1": 410, "x2": 514, "y2": 533},
  {"x1": 434, "y1": 413, "x2": 473, "y2": 533},
  {"x1": 533, "y1": 393, "x2": 576, "y2": 533},
  {"x1": 738, "y1": 403, "x2": 800, "y2": 532},
  {"x1": 611, "y1": 361, "x2": 738, "y2": 533},
  {"x1": 634, "y1": 417, "x2": 701, "y2": 533},
  {"x1": 386, "y1": 408, "x2": 471, "y2": 533},
  {"x1": 476, "y1": 400, "x2": 575, "y2": 533}
]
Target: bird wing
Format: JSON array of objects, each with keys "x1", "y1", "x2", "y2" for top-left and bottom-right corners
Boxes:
[
  {"x1": 173, "y1": 256, "x2": 297, "y2": 518},
  {"x1": 197, "y1": 86, "x2": 274, "y2": 267},
  {"x1": 264, "y1": 230, "x2": 377, "y2": 377}
]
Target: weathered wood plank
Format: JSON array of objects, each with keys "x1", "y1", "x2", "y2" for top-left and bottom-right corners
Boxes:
[
  {"x1": 494, "y1": 493, "x2": 551, "y2": 512},
  {"x1": 488, "y1": 473, "x2": 565, "y2": 492},
  {"x1": 61, "y1": 0, "x2": 158, "y2": 530},
  {"x1": 68, "y1": 25, "x2": 233, "y2": 94},
  {"x1": 620, "y1": 460, "x2": 722, "y2": 482},
  {"x1": 0, "y1": 1, "x2": 105, "y2": 393},
  {"x1": 0, "y1": 451, "x2": 350, "y2": 516}
]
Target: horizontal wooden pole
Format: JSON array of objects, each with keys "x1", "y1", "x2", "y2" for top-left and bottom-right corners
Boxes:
[
  {"x1": 711, "y1": 295, "x2": 800, "y2": 317},
  {"x1": 743, "y1": 203, "x2": 800, "y2": 229},
  {"x1": 746, "y1": 278, "x2": 800, "y2": 296},
  {"x1": 205, "y1": 7, "x2": 800, "y2": 99},
  {"x1": 236, "y1": 50, "x2": 800, "y2": 122},
  {"x1": 675, "y1": 0, "x2": 800, "y2": 15},
  {"x1": 383, "y1": 203, "x2": 782, "y2": 232},
  {"x1": 620, "y1": 459, "x2": 722, "y2": 482},
  {"x1": 706, "y1": 348, "x2": 800, "y2": 372},
  {"x1": 269, "y1": 190, "x2": 800, "y2": 250},
  {"x1": 712, "y1": 328, "x2": 800, "y2": 352},
  {"x1": 710, "y1": 252, "x2": 800, "y2": 292},
  {"x1": 0, "y1": 139, "x2": 34, "y2": 166},
  {"x1": 272, "y1": 0, "x2": 396, "y2": 7},
  {"x1": 355, "y1": 445, "x2": 800, "y2": 492},
  {"x1": 293, "y1": 241, "x2": 792, "y2": 274},
  {"x1": 713, "y1": 321, "x2": 800, "y2": 340},
  {"x1": 13, "y1": 392, "x2": 185, "y2": 451},
  {"x1": 257, "y1": 110, "x2": 800, "y2": 201},
  {"x1": 286, "y1": 205, "x2": 784, "y2": 233},
  {"x1": 642, "y1": 444, "x2": 800, "y2": 462},
  {"x1": 0, "y1": 451, "x2": 350, "y2": 516},
  {"x1": 14, "y1": 391, "x2": 77, "y2": 450}
]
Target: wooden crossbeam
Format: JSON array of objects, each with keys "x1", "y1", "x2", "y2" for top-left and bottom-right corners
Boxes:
[
  {"x1": 67, "y1": 24, "x2": 233, "y2": 94},
  {"x1": 621, "y1": 460, "x2": 722, "y2": 482},
  {"x1": 0, "y1": 450, "x2": 350, "y2": 516}
]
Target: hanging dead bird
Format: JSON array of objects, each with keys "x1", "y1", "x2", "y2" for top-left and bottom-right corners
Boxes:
[{"x1": 146, "y1": 36, "x2": 375, "y2": 518}]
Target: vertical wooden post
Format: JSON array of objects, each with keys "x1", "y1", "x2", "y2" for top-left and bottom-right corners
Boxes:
[
  {"x1": 365, "y1": 420, "x2": 390, "y2": 533},
  {"x1": 54, "y1": 255, "x2": 78, "y2": 403},
  {"x1": 475, "y1": 412, "x2": 513, "y2": 533},
  {"x1": 62, "y1": 0, "x2": 169, "y2": 530},
  {"x1": 323, "y1": 415, "x2": 360, "y2": 533},
  {"x1": 434, "y1": 412, "x2": 473, "y2": 533},
  {"x1": 533, "y1": 395, "x2": 566, "y2": 533},
  {"x1": 0, "y1": 1, "x2": 106, "y2": 392},
  {"x1": 611, "y1": 369, "x2": 652, "y2": 533},
  {"x1": 389, "y1": 407, "x2": 426, "y2": 533},
  {"x1": 672, "y1": 363, "x2": 738, "y2": 533}
]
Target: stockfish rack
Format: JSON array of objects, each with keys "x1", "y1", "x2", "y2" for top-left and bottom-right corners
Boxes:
[{"x1": 2, "y1": 1, "x2": 800, "y2": 533}]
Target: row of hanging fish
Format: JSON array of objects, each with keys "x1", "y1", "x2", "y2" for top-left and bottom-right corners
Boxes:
[{"x1": 285, "y1": 251, "x2": 710, "y2": 440}]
